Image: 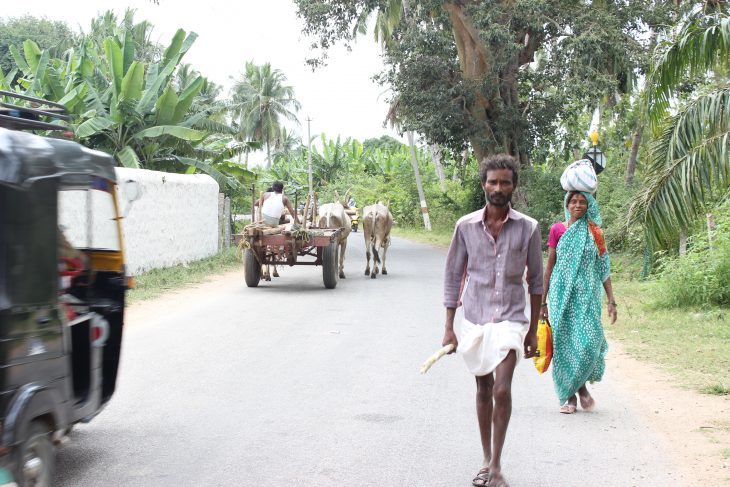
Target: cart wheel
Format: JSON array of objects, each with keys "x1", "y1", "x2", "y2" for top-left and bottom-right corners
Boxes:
[
  {"x1": 322, "y1": 242, "x2": 338, "y2": 289},
  {"x1": 244, "y1": 249, "x2": 261, "y2": 287},
  {"x1": 15, "y1": 420, "x2": 54, "y2": 487}
]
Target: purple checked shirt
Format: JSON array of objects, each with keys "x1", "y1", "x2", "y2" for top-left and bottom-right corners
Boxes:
[{"x1": 443, "y1": 206, "x2": 544, "y2": 325}]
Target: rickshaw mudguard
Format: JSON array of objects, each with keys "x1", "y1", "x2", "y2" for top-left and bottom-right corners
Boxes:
[{"x1": 1, "y1": 382, "x2": 67, "y2": 448}]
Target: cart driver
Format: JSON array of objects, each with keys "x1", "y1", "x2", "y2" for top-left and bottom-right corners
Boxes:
[{"x1": 255, "y1": 181, "x2": 300, "y2": 226}]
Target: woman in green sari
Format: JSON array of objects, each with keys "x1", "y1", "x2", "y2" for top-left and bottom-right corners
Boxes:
[{"x1": 541, "y1": 191, "x2": 618, "y2": 414}]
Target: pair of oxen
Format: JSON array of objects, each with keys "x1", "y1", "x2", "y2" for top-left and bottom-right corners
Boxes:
[{"x1": 317, "y1": 201, "x2": 393, "y2": 279}]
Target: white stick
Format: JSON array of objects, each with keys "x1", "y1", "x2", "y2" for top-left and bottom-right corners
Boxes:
[{"x1": 420, "y1": 344, "x2": 455, "y2": 374}]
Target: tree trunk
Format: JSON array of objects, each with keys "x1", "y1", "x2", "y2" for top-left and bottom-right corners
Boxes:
[
  {"x1": 444, "y1": 2, "x2": 540, "y2": 164},
  {"x1": 430, "y1": 144, "x2": 446, "y2": 191},
  {"x1": 407, "y1": 131, "x2": 431, "y2": 231},
  {"x1": 679, "y1": 230, "x2": 687, "y2": 256},
  {"x1": 625, "y1": 125, "x2": 643, "y2": 185},
  {"x1": 266, "y1": 143, "x2": 271, "y2": 169}
]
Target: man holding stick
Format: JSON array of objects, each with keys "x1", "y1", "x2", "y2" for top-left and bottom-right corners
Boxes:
[{"x1": 442, "y1": 154, "x2": 543, "y2": 487}]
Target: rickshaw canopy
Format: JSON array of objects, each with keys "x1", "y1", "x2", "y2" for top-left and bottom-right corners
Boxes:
[{"x1": 0, "y1": 128, "x2": 116, "y2": 188}]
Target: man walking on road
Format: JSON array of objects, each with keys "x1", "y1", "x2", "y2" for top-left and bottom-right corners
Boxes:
[{"x1": 442, "y1": 154, "x2": 543, "y2": 487}]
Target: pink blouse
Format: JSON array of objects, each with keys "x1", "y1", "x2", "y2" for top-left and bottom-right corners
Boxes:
[{"x1": 547, "y1": 222, "x2": 567, "y2": 248}]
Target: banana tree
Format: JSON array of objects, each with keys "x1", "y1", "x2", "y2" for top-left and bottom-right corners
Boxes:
[{"x1": 10, "y1": 29, "x2": 240, "y2": 189}]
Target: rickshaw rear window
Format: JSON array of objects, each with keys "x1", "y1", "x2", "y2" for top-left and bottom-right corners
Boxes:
[{"x1": 59, "y1": 182, "x2": 120, "y2": 251}]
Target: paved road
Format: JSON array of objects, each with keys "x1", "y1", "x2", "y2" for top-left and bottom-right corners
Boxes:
[{"x1": 55, "y1": 233, "x2": 679, "y2": 486}]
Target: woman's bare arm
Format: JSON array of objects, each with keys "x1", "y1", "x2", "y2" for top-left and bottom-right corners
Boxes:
[{"x1": 541, "y1": 247, "x2": 556, "y2": 319}]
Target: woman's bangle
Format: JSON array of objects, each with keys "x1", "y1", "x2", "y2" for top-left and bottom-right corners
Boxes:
[
  {"x1": 540, "y1": 303, "x2": 548, "y2": 308},
  {"x1": 608, "y1": 301, "x2": 617, "y2": 306}
]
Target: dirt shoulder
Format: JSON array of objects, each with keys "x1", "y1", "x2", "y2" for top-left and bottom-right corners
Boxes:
[{"x1": 608, "y1": 339, "x2": 730, "y2": 485}]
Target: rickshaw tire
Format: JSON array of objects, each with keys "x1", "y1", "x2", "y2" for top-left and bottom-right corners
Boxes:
[
  {"x1": 16, "y1": 420, "x2": 55, "y2": 487},
  {"x1": 244, "y1": 249, "x2": 261, "y2": 287},
  {"x1": 322, "y1": 243, "x2": 338, "y2": 289}
]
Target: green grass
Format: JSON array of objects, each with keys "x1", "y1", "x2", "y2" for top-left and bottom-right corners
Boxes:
[
  {"x1": 127, "y1": 248, "x2": 241, "y2": 303},
  {"x1": 392, "y1": 225, "x2": 453, "y2": 248},
  {"x1": 701, "y1": 383, "x2": 730, "y2": 395},
  {"x1": 395, "y1": 229, "x2": 730, "y2": 395},
  {"x1": 605, "y1": 270, "x2": 729, "y2": 395}
]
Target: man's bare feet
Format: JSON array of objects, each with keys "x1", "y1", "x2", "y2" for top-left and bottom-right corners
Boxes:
[{"x1": 488, "y1": 469, "x2": 510, "y2": 487}]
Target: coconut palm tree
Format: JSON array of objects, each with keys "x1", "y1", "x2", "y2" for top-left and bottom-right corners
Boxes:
[
  {"x1": 630, "y1": 4, "x2": 730, "y2": 245},
  {"x1": 230, "y1": 62, "x2": 301, "y2": 168}
]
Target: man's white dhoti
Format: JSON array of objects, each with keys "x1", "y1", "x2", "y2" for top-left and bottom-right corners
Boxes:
[{"x1": 455, "y1": 307, "x2": 528, "y2": 376}]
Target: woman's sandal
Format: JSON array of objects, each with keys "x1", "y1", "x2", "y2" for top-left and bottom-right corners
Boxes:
[
  {"x1": 559, "y1": 403, "x2": 577, "y2": 414},
  {"x1": 472, "y1": 467, "x2": 490, "y2": 487}
]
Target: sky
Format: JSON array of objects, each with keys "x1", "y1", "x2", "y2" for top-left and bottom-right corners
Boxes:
[{"x1": 2, "y1": 0, "x2": 403, "y2": 162}]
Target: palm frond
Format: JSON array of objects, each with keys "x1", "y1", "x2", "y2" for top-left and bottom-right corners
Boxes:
[
  {"x1": 629, "y1": 88, "x2": 730, "y2": 246},
  {"x1": 646, "y1": 11, "x2": 730, "y2": 126}
]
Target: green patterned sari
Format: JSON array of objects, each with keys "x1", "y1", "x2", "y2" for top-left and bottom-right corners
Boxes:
[{"x1": 549, "y1": 192, "x2": 610, "y2": 404}]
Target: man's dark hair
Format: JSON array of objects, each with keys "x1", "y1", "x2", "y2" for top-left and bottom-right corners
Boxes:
[
  {"x1": 271, "y1": 181, "x2": 284, "y2": 193},
  {"x1": 266, "y1": 186, "x2": 273, "y2": 192},
  {"x1": 479, "y1": 154, "x2": 519, "y2": 185}
]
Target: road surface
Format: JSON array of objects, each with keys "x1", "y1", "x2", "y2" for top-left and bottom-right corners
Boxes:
[{"x1": 55, "y1": 233, "x2": 678, "y2": 486}]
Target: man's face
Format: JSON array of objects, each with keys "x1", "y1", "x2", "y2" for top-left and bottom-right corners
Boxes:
[{"x1": 483, "y1": 168, "x2": 515, "y2": 207}]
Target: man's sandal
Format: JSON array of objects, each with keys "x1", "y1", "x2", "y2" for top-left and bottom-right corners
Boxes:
[
  {"x1": 560, "y1": 403, "x2": 577, "y2": 414},
  {"x1": 472, "y1": 467, "x2": 490, "y2": 487}
]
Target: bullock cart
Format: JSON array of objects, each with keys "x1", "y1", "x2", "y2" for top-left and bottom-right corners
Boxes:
[{"x1": 240, "y1": 223, "x2": 343, "y2": 289}]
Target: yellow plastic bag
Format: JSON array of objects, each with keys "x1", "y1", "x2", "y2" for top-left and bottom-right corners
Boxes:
[{"x1": 533, "y1": 318, "x2": 553, "y2": 374}]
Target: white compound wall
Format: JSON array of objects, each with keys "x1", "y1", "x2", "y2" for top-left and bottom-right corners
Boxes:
[{"x1": 60, "y1": 168, "x2": 220, "y2": 275}]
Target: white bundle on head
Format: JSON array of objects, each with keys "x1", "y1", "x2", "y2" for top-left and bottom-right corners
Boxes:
[{"x1": 560, "y1": 159, "x2": 598, "y2": 194}]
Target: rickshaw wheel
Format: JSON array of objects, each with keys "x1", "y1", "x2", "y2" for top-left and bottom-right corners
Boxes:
[
  {"x1": 17, "y1": 421, "x2": 54, "y2": 487},
  {"x1": 322, "y1": 242, "x2": 338, "y2": 289},
  {"x1": 244, "y1": 249, "x2": 261, "y2": 287}
]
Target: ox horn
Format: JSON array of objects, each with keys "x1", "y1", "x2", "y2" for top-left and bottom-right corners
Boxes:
[{"x1": 334, "y1": 190, "x2": 340, "y2": 203}]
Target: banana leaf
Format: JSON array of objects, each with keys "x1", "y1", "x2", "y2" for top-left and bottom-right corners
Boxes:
[
  {"x1": 9, "y1": 45, "x2": 31, "y2": 76},
  {"x1": 117, "y1": 146, "x2": 141, "y2": 168},
  {"x1": 23, "y1": 40, "x2": 42, "y2": 74},
  {"x1": 29, "y1": 50, "x2": 50, "y2": 96},
  {"x1": 75, "y1": 117, "x2": 115, "y2": 138},
  {"x1": 121, "y1": 30, "x2": 135, "y2": 74},
  {"x1": 120, "y1": 61, "x2": 145, "y2": 102},
  {"x1": 155, "y1": 85, "x2": 179, "y2": 126},
  {"x1": 172, "y1": 76, "x2": 203, "y2": 124},
  {"x1": 173, "y1": 155, "x2": 238, "y2": 190},
  {"x1": 162, "y1": 29, "x2": 185, "y2": 67},
  {"x1": 133, "y1": 125, "x2": 206, "y2": 141},
  {"x1": 104, "y1": 37, "x2": 124, "y2": 100}
]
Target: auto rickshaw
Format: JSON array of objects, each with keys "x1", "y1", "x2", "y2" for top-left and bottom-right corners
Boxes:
[{"x1": 0, "y1": 91, "x2": 134, "y2": 486}]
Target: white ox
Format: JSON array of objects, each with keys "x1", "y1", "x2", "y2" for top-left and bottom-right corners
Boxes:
[
  {"x1": 317, "y1": 202, "x2": 351, "y2": 278},
  {"x1": 362, "y1": 203, "x2": 393, "y2": 278}
]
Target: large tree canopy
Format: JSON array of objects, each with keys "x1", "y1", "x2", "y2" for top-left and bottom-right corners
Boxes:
[
  {"x1": 0, "y1": 15, "x2": 77, "y2": 76},
  {"x1": 295, "y1": 0, "x2": 674, "y2": 163}
]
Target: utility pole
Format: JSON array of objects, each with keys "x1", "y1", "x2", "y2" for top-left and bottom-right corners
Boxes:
[
  {"x1": 406, "y1": 131, "x2": 431, "y2": 231},
  {"x1": 307, "y1": 116, "x2": 313, "y2": 195}
]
